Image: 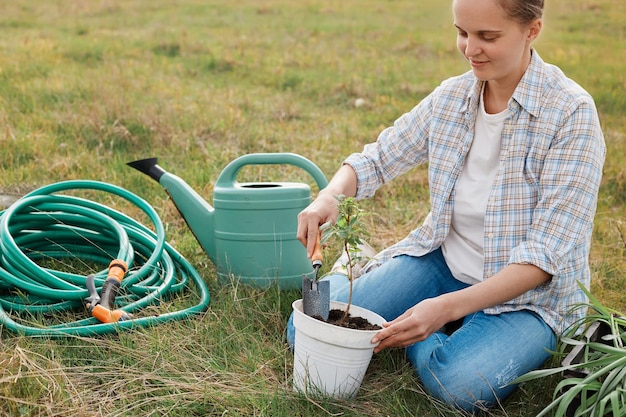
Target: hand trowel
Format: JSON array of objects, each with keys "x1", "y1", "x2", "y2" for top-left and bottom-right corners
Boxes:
[{"x1": 302, "y1": 233, "x2": 330, "y2": 320}]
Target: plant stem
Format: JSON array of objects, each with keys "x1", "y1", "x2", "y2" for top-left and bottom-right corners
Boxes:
[{"x1": 340, "y1": 240, "x2": 354, "y2": 323}]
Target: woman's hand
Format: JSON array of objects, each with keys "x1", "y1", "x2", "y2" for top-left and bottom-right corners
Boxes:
[
  {"x1": 371, "y1": 297, "x2": 452, "y2": 353},
  {"x1": 296, "y1": 192, "x2": 340, "y2": 257},
  {"x1": 296, "y1": 164, "x2": 358, "y2": 257}
]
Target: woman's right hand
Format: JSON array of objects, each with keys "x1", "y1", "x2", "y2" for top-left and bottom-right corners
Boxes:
[
  {"x1": 296, "y1": 192, "x2": 340, "y2": 258},
  {"x1": 296, "y1": 164, "x2": 358, "y2": 258}
]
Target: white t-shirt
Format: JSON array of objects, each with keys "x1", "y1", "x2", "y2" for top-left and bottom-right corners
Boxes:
[{"x1": 441, "y1": 90, "x2": 509, "y2": 285}]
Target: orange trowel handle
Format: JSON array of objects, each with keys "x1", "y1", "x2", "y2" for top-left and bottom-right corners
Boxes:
[{"x1": 311, "y1": 233, "x2": 323, "y2": 276}]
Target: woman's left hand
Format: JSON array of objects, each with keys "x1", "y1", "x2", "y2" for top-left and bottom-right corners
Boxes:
[{"x1": 371, "y1": 297, "x2": 452, "y2": 353}]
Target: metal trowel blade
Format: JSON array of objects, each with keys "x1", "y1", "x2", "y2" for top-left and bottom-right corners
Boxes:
[{"x1": 302, "y1": 275, "x2": 330, "y2": 321}]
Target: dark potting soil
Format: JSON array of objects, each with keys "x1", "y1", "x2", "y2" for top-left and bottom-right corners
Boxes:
[{"x1": 314, "y1": 309, "x2": 382, "y2": 331}]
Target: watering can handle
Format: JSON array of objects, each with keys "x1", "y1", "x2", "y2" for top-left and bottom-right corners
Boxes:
[{"x1": 214, "y1": 153, "x2": 329, "y2": 190}]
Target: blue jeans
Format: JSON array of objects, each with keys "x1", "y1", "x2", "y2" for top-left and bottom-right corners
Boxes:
[{"x1": 287, "y1": 248, "x2": 556, "y2": 412}]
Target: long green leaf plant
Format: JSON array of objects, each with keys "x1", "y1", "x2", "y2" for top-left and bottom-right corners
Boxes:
[{"x1": 512, "y1": 283, "x2": 626, "y2": 417}]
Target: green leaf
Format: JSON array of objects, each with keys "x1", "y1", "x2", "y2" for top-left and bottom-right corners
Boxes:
[
  {"x1": 512, "y1": 367, "x2": 572, "y2": 383},
  {"x1": 596, "y1": 363, "x2": 626, "y2": 404}
]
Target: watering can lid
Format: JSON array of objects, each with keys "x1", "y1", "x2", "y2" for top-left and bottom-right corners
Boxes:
[{"x1": 214, "y1": 181, "x2": 313, "y2": 209}]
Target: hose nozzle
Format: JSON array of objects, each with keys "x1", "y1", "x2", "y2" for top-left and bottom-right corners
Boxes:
[{"x1": 84, "y1": 260, "x2": 132, "y2": 323}]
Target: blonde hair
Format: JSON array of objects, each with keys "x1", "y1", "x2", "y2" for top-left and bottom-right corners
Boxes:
[{"x1": 497, "y1": 0, "x2": 544, "y2": 25}]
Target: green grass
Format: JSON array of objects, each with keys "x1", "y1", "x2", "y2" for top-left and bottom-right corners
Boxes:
[{"x1": 0, "y1": 0, "x2": 624, "y2": 415}]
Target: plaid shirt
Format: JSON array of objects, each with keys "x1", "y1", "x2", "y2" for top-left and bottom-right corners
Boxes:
[{"x1": 345, "y1": 51, "x2": 606, "y2": 335}]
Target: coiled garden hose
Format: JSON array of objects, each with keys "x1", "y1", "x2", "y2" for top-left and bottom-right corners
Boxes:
[{"x1": 0, "y1": 180, "x2": 210, "y2": 337}]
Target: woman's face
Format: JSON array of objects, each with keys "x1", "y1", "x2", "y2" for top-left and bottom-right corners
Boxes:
[{"x1": 453, "y1": 0, "x2": 541, "y2": 87}]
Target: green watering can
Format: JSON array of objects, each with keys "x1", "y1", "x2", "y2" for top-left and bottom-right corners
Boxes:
[{"x1": 128, "y1": 153, "x2": 328, "y2": 290}]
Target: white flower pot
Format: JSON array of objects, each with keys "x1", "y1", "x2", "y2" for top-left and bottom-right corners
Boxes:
[{"x1": 292, "y1": 299, "x2": 385, "y2": 399}]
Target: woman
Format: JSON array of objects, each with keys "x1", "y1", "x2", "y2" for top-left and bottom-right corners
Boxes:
[{"x1": 290, "y1": 0, "x2": 605, "y2": 412}]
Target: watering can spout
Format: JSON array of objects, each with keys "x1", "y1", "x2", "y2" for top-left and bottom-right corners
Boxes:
[
  {"x1": 127, "y1": 158, "x2": 217, "y2": 263},
  {"x1": 127, "y1": 158, "x2": 166, "y2": 182}
]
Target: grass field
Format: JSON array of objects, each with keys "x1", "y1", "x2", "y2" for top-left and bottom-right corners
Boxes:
[{"x1": 0, "y1": 0, "x2": 624, "y2": 415}]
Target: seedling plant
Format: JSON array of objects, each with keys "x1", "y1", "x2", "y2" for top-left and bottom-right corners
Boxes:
[{"x1": 320, "y1": 195, "x2": 370, "y2": 323}]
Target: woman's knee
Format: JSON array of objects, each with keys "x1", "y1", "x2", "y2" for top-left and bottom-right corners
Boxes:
[
  {"x1": 413, "y1": 353, "x2": 507, "y2": 411},
  {"x1": 406, "y1": 339, "x2": 496, "y2": 411}
]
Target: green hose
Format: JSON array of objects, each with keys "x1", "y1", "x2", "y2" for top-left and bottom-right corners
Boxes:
[{"x1": 0, "y1": 180, "x2": 211, "y2": 337}]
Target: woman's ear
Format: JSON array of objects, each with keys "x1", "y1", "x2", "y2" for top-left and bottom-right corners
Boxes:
[{"x1": 528, "y1": 18, "x2": 543, "y2": 42}]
